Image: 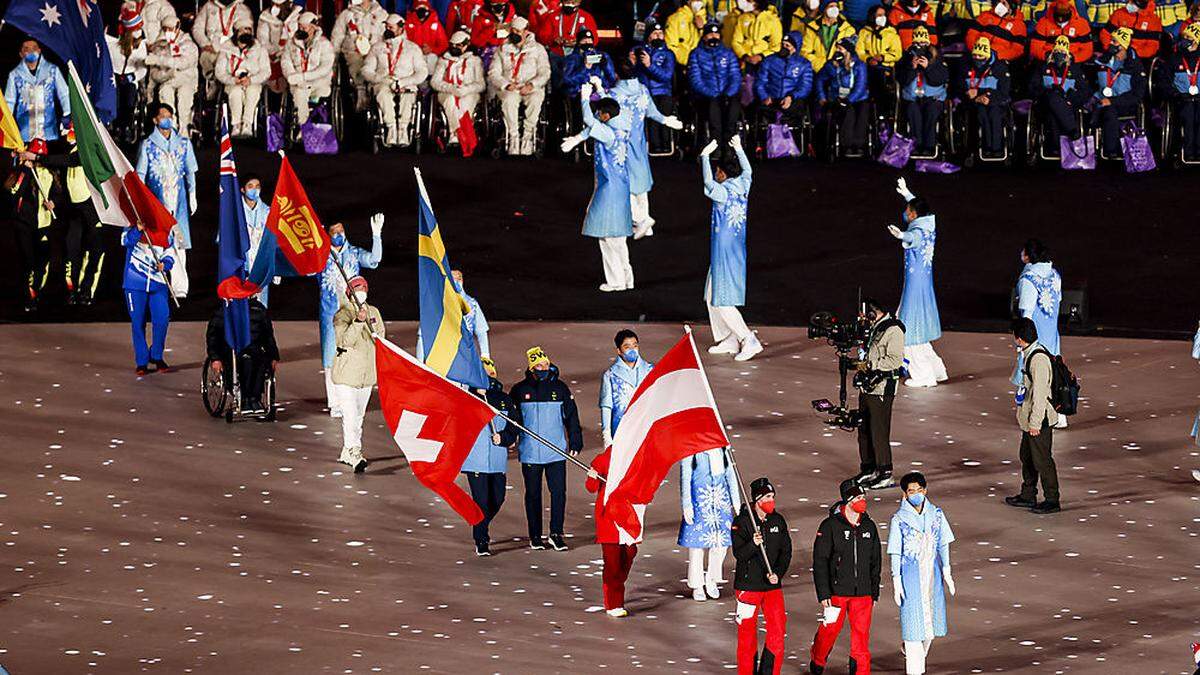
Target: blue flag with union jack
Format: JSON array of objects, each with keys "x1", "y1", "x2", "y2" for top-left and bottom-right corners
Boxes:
[{"x1": 215, "y1": 109, "x2": 252, "y2": 353}]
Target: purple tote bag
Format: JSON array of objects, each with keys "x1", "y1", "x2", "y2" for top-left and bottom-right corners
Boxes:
[
  {"x1": 1059, "y1": 135, "x2": 1095, "y2": 170},
  {"x1": 877, "y1": 128, "x2": 914, "y2": 168},
  {"x1": 1120, "y1": 124, "x2": 1156, "y2": 173},
  {"x1": 765, "y1": 113, "x2": 801, "y2": 158}
]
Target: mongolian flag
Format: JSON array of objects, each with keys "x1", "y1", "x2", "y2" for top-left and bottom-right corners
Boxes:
[
  {"x1": 416, "y1": 168, "x2": 488, "y2": 390},
  {"x1": 265, "y1": 155, "x2": 331, "y2": 276}
]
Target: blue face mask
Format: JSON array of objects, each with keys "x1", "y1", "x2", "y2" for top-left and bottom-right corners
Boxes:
[
  {"x1": 245, "y1": 188, "x2": 260, "y2": 202},
  {"x1": 901, "y1": 210, "x2": 911, "y2": 224},
  {"x1": 23, "y1": 52, "x2": 39, "y2": 64},
  {"x1": 331, "y1": 233, "x2": 346, "y2": 247},
  {"x1": 907, "y1": 493, "x2": 926, "y2": 508},
  {"x1": 621, "y1": 348, "x2": 638, "y2": 363},
  {"x1": 157, "y1": 118, "x2": 174, "y2": 130}
]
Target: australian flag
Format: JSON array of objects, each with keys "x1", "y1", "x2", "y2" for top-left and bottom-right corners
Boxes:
[
  {"x1": 215, "y1": 108, "x2": 252, "y2": 353},
  {"x1": 4, "y1": 0, "x2": 116, "y2": 122}
]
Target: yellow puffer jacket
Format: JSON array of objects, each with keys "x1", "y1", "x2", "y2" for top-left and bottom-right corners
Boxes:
[
  {"x1": 728, "y1": 6, "x2": 783, "y2": 59},
  {"x1": 800, "y1": 18, "x2": 856, "y2": 73},
  {"x1": 666, "y1": 5, "x2": 706, "y2": 65},
  {"x1": 855, "y1": 25, "x2": 902, "y2": 67}
]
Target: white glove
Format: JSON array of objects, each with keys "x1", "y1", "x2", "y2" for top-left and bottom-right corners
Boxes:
[
  {"x1": 943, "y1": 568, "x2": 956, "y2": 596},
  {"x1": 580, "y1": 82, "x2": 594, "y2": 99},
  {"x1": 662, "y1": 115, "x2": 683, "y2": 130},
  {"x1": 896, "y1": 176, "x2": 915, "y2": 201},
  {"x1": 560, "y1": 133, "x2": 585, "y2": 153},
  {"x1": 602, "y1": 429, "x2": 613, "y2": 448},
  {"x1": 370, "y1": 213, "x2": 384, "y2": 237},
  {"x1": 699, "y1": 139, "x2": 719, "y2": 157},
  {"x1": 589, "y1": 75, "x2": 605, "y2": 93},
  {"x1": 893, "y1": 577, "x2": 904, "y2": 607},
  {"x1": 188, "y1": 190, "x2": 197, "y2": 216},
  {"x1": 729, "y1": 134, "x2": 742, "y2": 150},
  {"x1": 683, "y1": 504, "x2": 694, "y2": 525},
  {"x1": 887, "y1": 224, "x2": 904, "y2": 239},
  {"x1": 272, "y1": 276, "x2": 282, "y2": 285}
]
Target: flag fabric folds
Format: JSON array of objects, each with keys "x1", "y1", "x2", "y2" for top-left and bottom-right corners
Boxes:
[
  {"x1": 5, "y1": 0, "x2": 117, "y2": 122},
  {"x1": 374, "y1": 337, "x2": 497, "y2": 525},
  {"x1": 215, "y1": 108, "x2": 252, "y2": 353},
  {"x1": 0, "y1": 96, "x2": 26, "y2": 153},
  {"x1": 600, "y1": 330, "x2": 731, "y2": 540},
  {"x1": 65, "y1": 61, "x2": 175, "y2": 247},
  {"x1": 416, "y1": 168, "x2": 488, "y2": 390},
  {"x1": 264, "y1": 155, "x2": 330, "y2": 276}
]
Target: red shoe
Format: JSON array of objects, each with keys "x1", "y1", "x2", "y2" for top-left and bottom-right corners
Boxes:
[
  {"x1": 151, "y1": 360, "x2": 172, "y2": 373},
  {"x1": 135, "y1": 365, "x2": 148, "y2": 377}
]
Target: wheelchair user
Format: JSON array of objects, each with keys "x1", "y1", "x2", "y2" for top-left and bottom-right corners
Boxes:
[
  {"x1": 205, "y1": 298, "x2": 280, "y2": 411},
  {"x1": 816, "y1": 37, "x2": 870, "y2": 157},
  {"x1": 754, "y1": 33, "x2": 813, "y2": 125},
  {"x1": 958, "y1": 37, "x2": 1011, "y2": 157}
]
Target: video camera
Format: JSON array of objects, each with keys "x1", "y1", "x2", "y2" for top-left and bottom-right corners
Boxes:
[{"x1": 807, "y1": 303, "x2": 872, "y2": 431}]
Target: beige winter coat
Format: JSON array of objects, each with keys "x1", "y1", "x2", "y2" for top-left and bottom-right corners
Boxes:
[
  {"x1": 864, "y1": 314, "x2": 905, "y2": 396},
  {"x1": 1017, "y1": 342, "x2": 1059, "y2": 431},
  {"x1": 332, "y1": 301, "x2": 385, "y2": 388}
]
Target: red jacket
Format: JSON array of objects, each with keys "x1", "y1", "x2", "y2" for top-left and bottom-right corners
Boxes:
[
  {"x1": 406, "y1": 0, "x2": 449, "y2": 55},
  {"x1": 967, "y1": 10, "x2": 1028, "y2": 60},
  {"x1": 586, "y1": 448, "x2": 645, "y2": 545},
  {"x1": 1031, "y1": 6, "x2": 1093, "y2": 62},
  {"x1": 535, "y1": 7, "x2": 599, "y2": 56},
  {"x1": 447, "y1": 0, "x2": 483, "y2": 36},
  {"x1": 527, "y1": 0, "x2": 559, "y2": 34},
  {"x1": 469, "y1": 3, "x2": 516, "y2": 48},
  {"x1": 889, "y1": 2, "x2": 938, "y2": 48},
  {"x1": 1101, "y1": 2, "x2": 1164, "y2": 58}
]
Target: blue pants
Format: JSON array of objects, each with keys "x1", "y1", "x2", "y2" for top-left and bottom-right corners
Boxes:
[
  {"x1": 125, "y1": 288, "x2": 170, "y2": 366},
  {"x1": 320, "y1": 310, "x2": 336, "y2": 368},
  {"x1": 522, "y1": 461, "x2": 566, "y2": 541}
]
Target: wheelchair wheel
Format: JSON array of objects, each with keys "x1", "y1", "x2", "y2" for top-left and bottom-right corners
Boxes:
[
  {"x1": 201, "y1": 358, "x2": 228, "y2": 418},
  {"x1": 263, "y1": 371, "x2": 278, "y2": 422}
]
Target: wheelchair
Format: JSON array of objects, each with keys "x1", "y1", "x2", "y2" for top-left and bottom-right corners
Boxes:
[
  {"x1": 817, "y1": 99, "x2": 881, "y2": 162},
  {"x1": 1024, "y1": 102, "x2": 1086, "y2": 165},
  {"x1": 1158, "y1": 99, "x2": 1200, "y2": 167},
  {"x1": 428, "y1": 93, "x2": 487, "y2": 155},
  {"x1": 678, "y1": 96, "x2": 751, "y2": 158},
  {"x1": 365, "y1": 85, "x2": 429, "y2": 154},
  {"x1": 282, "y1": 65, "x2": 345, "y2": 149},
  {"x1": 201, "y1": 353, "x2": 277, "y2": 423},
  {"x1": 893, "y1": 92, "x2": 951, "y2": 160},
  {"x1": 485, "y1": 87, "x2": 551, "y2": 159},
  {"x1": 751, "y1": 101, "x2": 812, "y2": 160},
  {"x1": 947, "y1": 96, "x2": 1016, "y2": 166}
]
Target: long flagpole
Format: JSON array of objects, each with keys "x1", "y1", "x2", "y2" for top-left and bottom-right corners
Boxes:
[{"x1": 684, "y1": 324, "x2": 774, "y2": 576}]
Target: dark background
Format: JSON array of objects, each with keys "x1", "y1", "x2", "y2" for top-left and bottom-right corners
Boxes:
[{"x1": 2, "y1": 144, "x2": 1195, "y2": 339}]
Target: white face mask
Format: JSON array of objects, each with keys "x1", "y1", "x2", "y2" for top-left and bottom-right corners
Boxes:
[
  {"x1": 826, "y1": 4, "x2": 840, "y2": 18},
  {"x1": 270, "y1": 4, "x2": 280, "y2": 14},
  {"x1": 354, "y1": 291, "x2": 368, "y2": 304},
  {"x1": 737, "y1": 0, "x2": 755, "y2": 11},
  {"x1": 993, "y1": 2, "x2": 1008, "y2": 16},
  {"x1": 874, "y1": 14, "x2": 887, "y2": 26},
  {"x1": 1124, "y1": 1, "x2": 1136, "y2": 10},
  {"x1": 807, "y1": 0, "x2": 819, "y2": 9},
  {"x1": 690, "y1": 0, "x2": 704, "y2": 11}
]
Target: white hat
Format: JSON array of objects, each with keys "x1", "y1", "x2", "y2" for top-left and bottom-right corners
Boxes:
[
  {"x1": 386, "y1": 12, "x2": 403, "y2": 24},
  {"x1": 449, "y1": 29, "x2": 470, "y2": 45},
  {"x1": 234, "y1": 16, "x2": 253, "y2": 29},
  {"x1": 511, "y1": 15, "x2": 529, "y2": 31},
  {"x1": 298, "y1": 11, "x2": 318, "y2": 24}
]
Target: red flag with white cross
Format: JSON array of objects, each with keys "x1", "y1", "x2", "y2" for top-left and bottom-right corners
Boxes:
[{"x1": 374, "y1": 337, "x2": 495, "y2": 525}]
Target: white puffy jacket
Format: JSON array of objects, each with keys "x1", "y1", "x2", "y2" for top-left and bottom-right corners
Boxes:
[
  {"x1": 145, "y1": 33, "x2": 200, "y2": 86},
  {"x1": 257, "y1": 9, "x2": 300, "y2": 60},
  {"x1": 141, "y1": 0, "x2": 178, "y2": 43},
  {"x1": 214, "y1": 42, "x2": 271, "y2": 86},
  {"x1": 431, "y1": 52, "x2": 485, "y2": 98},
  {"x1": 330, "y1": 2, "x2": 389, "y2": 55},
  {"x1": 280, "y1": 35, "x2": 336, "y2": 88},
  {"x1": 487, "y1": 38, "x2": 551, "y2": 92},
  {"x1": 363, "y1": 37, "x2": 429, "y2": 90},
  {"x1": 193, "y1": 0, "x2": 254, "y2": 53}
]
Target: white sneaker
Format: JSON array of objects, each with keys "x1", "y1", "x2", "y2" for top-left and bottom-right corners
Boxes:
[
  {"x1": 606, "y1": 607, "x2": 629, "y2": 617},
  {"x1": 329, "y1": 408, "x2": 343, "y2": 418},
  {"x1": 708, "y1": 337, "x2": 739, "y2": 355},
  {"x1": 691, "y1": 587, "x2": 707, "y2": 602},
  {"x1": 1192, "y1": 468, "x2": 1200, "y2": 483},
  {"x1": 1054, "y1": 416, "x2": 1068, "y2": 429},
  {"x1": 705, "y1": 581, "x2": 720, "y2": 599},
  {"x1": 337, "y1": 447, "x2": 354, "y2": 466},
  {"x1": 632, "y1": 218, "x2": 656, "y2": 240},
  {"x1": 904, "y1": 378, "x2": 937, "y2": 388},
  {"x1": 599, "y1": 283, "x2": 627, "y2": 292},
  {"x1": 734, "y1": 334, "x2": 763, "y2": 362}
]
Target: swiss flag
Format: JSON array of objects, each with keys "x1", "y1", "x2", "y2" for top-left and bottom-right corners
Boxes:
[
  {"x1": 600, "y1": 330, "x2": 730, "y2": 539},
  {"x1": 374, "y1": 337, "x2": 495, "y2": 525}
]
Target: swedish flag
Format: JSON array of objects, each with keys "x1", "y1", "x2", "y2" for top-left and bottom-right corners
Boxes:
[{"x1": 416, "y1": 169, "x2": 489, "y2": 390}]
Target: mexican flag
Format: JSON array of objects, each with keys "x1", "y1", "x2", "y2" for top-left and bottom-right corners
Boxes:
[{"x1": 65, "y1": 60, "x2": 175, "y2": 248}]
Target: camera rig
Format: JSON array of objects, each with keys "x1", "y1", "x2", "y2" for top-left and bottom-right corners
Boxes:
[{"x1": 807, "y1": 310, "x2": 871, "y2": 431}]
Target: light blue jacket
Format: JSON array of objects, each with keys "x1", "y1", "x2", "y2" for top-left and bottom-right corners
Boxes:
[
  {"x1": 4, "y1": 59, "x2": 70, "y2": 142},
  {"x1": 702, "y1": 142, "x2": 752, "y2": 307},
  {"x1": 580, "y1": 94, "x2": 634, "y2": 239},
  {"x1": 599, "y1": 355, "x2": 654, "y2": 437},
  {"x1": 461, "y1": 378, "x2": 520, "y2": 474},
  {"x1": 136, "y1": 130, "x2": 198, "y2": 248},
  {"x1": 121, "y1": 226, "x2": 176, "y2": 292},
  {"x1": 888, "y1": 497, "x2": 955, "y2": 642},
  {"x1": 318, "y1": 237, "x2": 383, "y2": 368}
]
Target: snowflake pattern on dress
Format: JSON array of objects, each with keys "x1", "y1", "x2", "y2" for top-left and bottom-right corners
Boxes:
[
  {"x1": 1021, "y1": 270, "x2": 1062, "y2": 317},
  {"x1": 694, "y1": 482, "x2": 732, "y2": 548},
  {"x1": 147, "y1": 142, "x2": 186, "y2": 210},
  {"x1": 720, "y1": 194, "x2": 748, "y2": 236},
  {"x1": 905, "y1": 226, "x2": 936, "y2": 272}
]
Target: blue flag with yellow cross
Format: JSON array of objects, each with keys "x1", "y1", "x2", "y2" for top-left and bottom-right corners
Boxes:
[{"x1": 415, "y1": 169, "x2": 489, "y2": 390}]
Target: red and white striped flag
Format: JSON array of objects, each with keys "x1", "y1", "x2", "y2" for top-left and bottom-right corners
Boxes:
[{"x1": 600, "y1": 329, "x2": 730, "y2": 539}]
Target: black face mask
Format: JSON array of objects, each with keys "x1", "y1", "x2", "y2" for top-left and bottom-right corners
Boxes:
[
  {"x1": 383, "y1": 29, "x2": 397, "y2": 39},
  {"x1": 832, "y1": 51, "x2": 845, "y2": 63},
  {"x1": 1053, "y1": 11, "x2": 1069, "y2": 22},
  {"x1": 507, "y1": 32, "x2": 522, "y2": 44},
  {"x1": 416, "y1": 8, "x2": 430, "y2": 19},
  {"x1": 578, "y1": 41, "x2": 594, "y2": 50},
  {"x1": 491, "y1": 3, "x2": 507, "y2": 16},
  {"x1": 1050, "y1": 53, "x2": 1069, "y2": 66},
  {"x1": 295, "y1": 29, "x2": 309, "y2": 40},
  {"x1": 704, "y1": 37, "x2": 720, "y2": 47},
  {"x1": 237, "y1": 33, "x2": 254, "y2": 46},
  {"x1": 449, "y1": 45, "x2": 465, "y2": 56},
  {"x1": 562, "y1": 3, "x2": 578, "y2": 13},
  {"x1": 650, "y1": 38, "x2": 665, "y2": 48},
  {"x1": 219, "y1": 0, "x2": 234, "y2": 5}
]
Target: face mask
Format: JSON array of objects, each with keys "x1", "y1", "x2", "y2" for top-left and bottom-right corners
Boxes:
[
  {"x1": 295, "y1": 29, "x2": 309, "y2": 41},
  {"x1": 491, "y1": 3, "x2": 507, "y2": 15},
  {"x1": 757, "y1": 498, "x2": 776, "y2": 514},
  {"x1": 533, "y1": 369, "x2": 550, "y2": 380},
  {"x1": 621, "y1": 348, "x2": 638, "y2": 363},
  {"x1": 737, "y1": 0, "x2": 755, "y2": 11},
  {"x1": 507, "y1": 33, "x2": 522, "y2": 45},
  {"x1": 157, "y1": 118, "x2": 174, "y2": 130},
  {"x1": 826, "y1": 5, "x2": 839, "y2": 18},
  {"x1": 449, "y1": 45, "x2": 465, "y2": 56},
  {"x1": 384, "y1": 29, "x2": 397, "y2": 40},
  {"x1": 23, "y1": 52, "x2": 39, "y2": 64},
  {"x1": 1051, "y1": 53, "x2": 1068, "y2": 66},
  {"x1": 993, "y1": 2, "x2": 1008, "y2": 16},
  {"x1": 237, "y1": 33, "x2": 254, "y2": 46},
  {"x1": 245, "y1": 187, "x2": 260, "y2": 202},
  {"x1": 219, "y1": 0, "x2": 234, "y2": 5},
  {"x1": 163, "y1": 29, "x2": 178, "y2": 40},
  {"x1": 807, "y1": 0, "x2": 819, "y2": 9},
  {"x1": 651, "y1": 38, "x2": 666, "y2": 48},
  {"x1": 416, "y1": 8, "x2": 430, "y2": 19},
  {"x1": 849, "y1": 499, "x2": 868, "y2": 514},
  {"x1": 270, "y1": 4, "x2": 280, "y2": 15},
  {"x1": 331, "y1": 233, "x2": 346, "y2": 247},
  {"x1": 704, "y1": 38, "x2": 720, "y2": 47},
  {"x1": 563, "y1": 3, "x2": 579, "y2": 13},
  {"x1": 351, "y1": 0, "x2": 364, "y2": 5},
  {"x1": 907, "y1": 493, "x2": 926, "y2": 507},
  {"x1": 875, "y1": 14, "x2": 887, "y2": 26},
  {"x1": 691, "y1": 1, "x2": 705, "y2": 11},
  {"x1": 1125, "y1": 1, "x2": 1136, "y2": 10},
  {"x1": 832, "y1": 51, "x2": 845, "y2": 63},
  {"x1": 1054, "y1": 11, "x2": 1069, "y2": 22},
  {"x1": 354, "y1": 290, "x2": 368, "y2": 304}
]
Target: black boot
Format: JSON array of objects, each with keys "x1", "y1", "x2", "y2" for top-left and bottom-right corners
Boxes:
[
  {"x1": 808, "y1": 661, "x2": 824, "y2": 675},
  {"x1": 756, "y1": 649, "x2": 777, "y2": 675},
  {"x1": 848, "y1": 657, "x2": 858, "y2": 675}
]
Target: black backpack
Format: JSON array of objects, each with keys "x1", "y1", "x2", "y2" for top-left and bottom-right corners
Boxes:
[{"x1": 1025, "y1": 348, "x2": 1080, "y2": 416}]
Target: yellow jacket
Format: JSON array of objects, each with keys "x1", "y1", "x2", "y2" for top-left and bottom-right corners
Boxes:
[
  {"x1": 666, "y1": 5, "x2": 706, "y2": 65},
  {"x1": 855, "y1": 25, "x2": 902, "y2": 67},
  {"x1": 800, "y1": 18, "x2": 855, "y2": 73},
  {"x1": 949, "y1": 0, "x2": 991, "y2": 19},
  {"x1": 729, "y1": 6, "x2": 783, "y2": 58},
  {"x1": 790, "y1": 10, "x2": 819, "y2": 32}
]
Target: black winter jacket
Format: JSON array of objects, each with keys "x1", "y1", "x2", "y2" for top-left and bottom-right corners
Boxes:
[
  {"x1": 732, "y1": 505, "x2": 792, "y2": 592},
  {"x1": 812, "y1": 502, "x2": 882, "y2": 602}
]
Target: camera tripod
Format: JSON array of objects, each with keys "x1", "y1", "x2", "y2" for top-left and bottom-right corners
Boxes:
[{"x1": 811, "y1": 348, "x2": 863, "y2": 431}]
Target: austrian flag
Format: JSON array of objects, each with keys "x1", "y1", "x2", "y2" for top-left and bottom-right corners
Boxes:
[
  {"x1": 374, "y1": 337, "x2": 495, "y2": 525},
  {"x1": 601, "y1": 330, "x2": 731, "y2": 539}
]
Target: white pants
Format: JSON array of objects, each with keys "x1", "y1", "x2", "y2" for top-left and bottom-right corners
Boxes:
[
  {"x1": 324, "y1": 370, "x2": 340, "y2": 413},
  {"x1": 169, "y1": 244, "x2": 188, "y2": 298},
  {"x1": 498, "y1": 88, "x2": 545, "y2": 155},
  {"x1": 227, "y1": 84, "x2": 263, "y2": 136},
  {"x1": 686, "y1": 546, "x2": 727, "y2": 588},
  {"x1": 705, "y1": 277, "x2": 750, "y2": 344},
  {"x1": 333, "y1": 383, "x2": 372, "y2": 451},
  {"x1": 438, "y1": 92, "x2": 480, "y2": 141},
  {"x1": 157, "y1": 80, "x2": 197, "y2": 134},
  {"x1": 904, "y1": 639, "x2": 933, "y2": 674},
  {"x1": 904, "y1": 342, "x2": 948, "y2": 385},
  {"x1": 344, "y1": 51, "x2": 368, "y2": 105},
  {"x1": 630, "y1": 191, "x2": 651, "y2": 229},
  {"x1": 375, "y1": 88, "x2": 417, "y2": 145},
  {"x1": 290, "y1": 81, "x2": 333, "y2": 125},
  {"x1": 598, "y1": 237, "x2": 632, "y2": 288}
]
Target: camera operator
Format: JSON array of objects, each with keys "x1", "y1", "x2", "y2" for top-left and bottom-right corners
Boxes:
[{"x1": 853, "y1": 297, "x2": 905, "y2": 490}]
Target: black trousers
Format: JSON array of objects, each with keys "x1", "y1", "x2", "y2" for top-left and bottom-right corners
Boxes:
[
  {"x1": 1040, "y1": 89, "x2": 1079, "y2": 148},
  {"x1": 905, "y1": 97, "x2": 941, "y2": 151},
  {"x1": 217, "y1": 350, "x2": 271, "y2": 408},
  {"x1": 857, "y1": 393, "x2": 895, "y2": 472},
  {"x1": 831, "y1": 100, "x2": 870, "y2": 153},
  {"x1": 974, "y1": 100, "x2": 1004, "y2": 153},
  {"x1": 58, "y1": 200, "x2": 105, "y2": 294},
  {"x1": 522, "y1": 460, "x2": 566, "y2": 541},
  {"x1": 1018, "y1": 424, "x2": 1059, "y2": 503},
  {"x1": 866, "y1": 65, "x2": 894, "y2": 105},
  {"x1": 1090, "y1": 102, "x2": 1137, "y2": 156},
  {"x1": 647, "y1": 94, "x2": 675, "y2": 153},
  {"x1": 1178, "y1": 97, "x2": 1200, "y2": 158},
  {"x1": 698, "y1": 95, "x2": 742, "y2": 145},
  {"x1": 467, "y1": 471, "x2": 507, "y2": 546},
  {"x1": 13, "y1": 219, "x2": 50, "y2": 295}
]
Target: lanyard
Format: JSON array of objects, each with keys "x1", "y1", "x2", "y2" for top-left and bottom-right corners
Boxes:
[
  {"x1": 299, "y1": 46, "x2": 309, "y2": 73},
  {"x1": 387, "y1": 42, "x2": 404, "y2": 75},
  {"x1": 556, "y1": 12, "x2": 582, "y2": 38},
  {"x1": 229, "y1": 50, "x2": 245, "y2": 74},
  {"x1": 916, "y1": 71, "x2": 924, "y2": 90},
  {"x1": 218, "y1": 3, "x2": 238, "y2": 36},
  {"x1": 1105, "y1": 67, "x2": 1117, "y2": 89},
  {"x1": 1187, "y1": 55, "x2": 1200, "y2": 86},
  {"x1": 511, "y1": 51, "x2": 525, "y2": 79},
  {"x1": 1050, "y1": 65, "x2": 1063, "y2": 87},
  {"x1": 969, "y1": 65, "x2": 988, "y2": 89}
]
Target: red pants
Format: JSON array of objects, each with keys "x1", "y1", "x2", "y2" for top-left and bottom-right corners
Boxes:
[
  {"x1": 810, "y1": 595, "x2": 874, "y2": 675},
  {"x1": 735, "y1": 588, "x2": 787, "y2": 675},
  {"x1": 601, "y1": 543, "x2": 637, "y2": 610}
]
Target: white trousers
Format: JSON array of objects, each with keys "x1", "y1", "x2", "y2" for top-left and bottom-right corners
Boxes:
[
  {"x1": 904, "y1": 342, "x2": 948, "y2": 385},
  {"x1": 498, "y1": 88, "x2": 545, "y2": 154},
  {"x1": 904, "y1": 638, "x2": 934, "y2": 674},
  {"x1": 598, "y1": 237, "x2": 632, "y2": 288},
  {"x1": 324, "y1": 369, "x2": 340, "y2": 413},
  {"x1": 374, "y1": 88, "x2": 417, "y2": 145},
  {"x1": 290, "y1": 81, "x2": 333, "y2": 125},
  {"x1": 344, "y1": 51, "x2": 368, "y2": 102},
  {"x1": 630, "y1": 191, "x2": 651, "y2": 229},
  {"x1": 438, "y1": 92, "x2": 480, "y2": 141},
  {"x1": 686, "y1": 546, "x2": 727, "y2": 588},
  {"x1": 227, "y1": 84, "x2": 263, "y2": 136},
  {"x1": 333, "y1": 383, "x2": 373, "y2": 451},
  {"x1": 705, "y1": 277, "x2": 749, "y2": 344},
  {"x1": 157, "y1": 80, "x2": 197, "y2": 134},
  {"x1": 169, "y1": 244, "x2": 188, "y2": 298}
]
